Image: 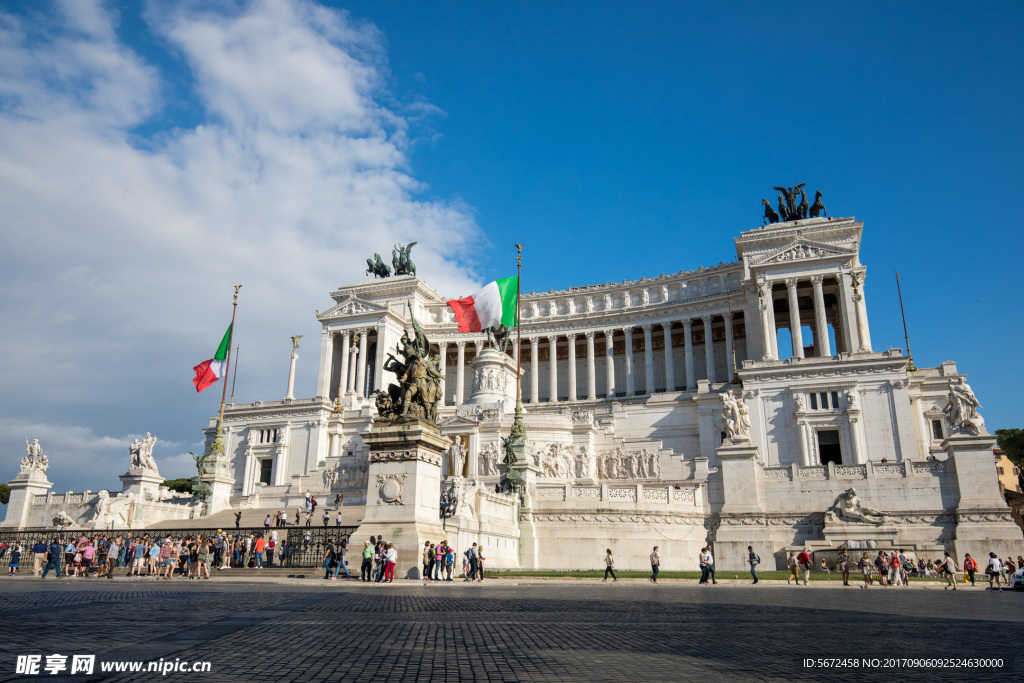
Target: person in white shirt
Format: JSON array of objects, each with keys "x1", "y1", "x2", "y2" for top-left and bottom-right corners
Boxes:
[
  {"x1": 987, "y1": 552, "x2": 1002, "y2": 589},
  {"x1": 700, "y1": 547, "x2": 717, "y2": 585},
  {"x1": 384, "y1": 544, "x2": 398, "y2": 583}
]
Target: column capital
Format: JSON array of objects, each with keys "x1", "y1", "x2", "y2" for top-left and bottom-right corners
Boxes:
[
  {"x1": 546, "y1": 334, "x2": 558, "y2": 344},
  {"x1": 622, "y1": 326, "x2": 634, "y2": 336},
  {"x1": 785, "y1": 278, "x2": 800, "y2": 290},
  {"x1": 700, "y1": 314, "x2": 713, "y2": 324},
  {"x1": 810, "y1": 275, "x2": 824, "y2": 286},
  {"x1": 566, "y1": 332, "x2": 577, "y2": 342},
  {"x1": 603, "y1": 329, "x2": 614, "y2": 339},
  {"x1": 641, "y1": 323, "x2": 653, "y2": 333},
  {"x1": 339, "y1": 329, "x2": 351, "y2": 339},
  {"x1": 438, "y1": 341, "x2": 448, "y2": 350},
  {"x1": 530, "y1": 336, "x2": 540, "y2": 347},
  {"x1": 585, "y1": 330, "x2": 596, "y2": 340},
  {"x1": 456, "y1": 340, "x2": 466, "y2": 349},
  {"x1": 683, "y1": 318, "x2": 693, "y2": 329}
]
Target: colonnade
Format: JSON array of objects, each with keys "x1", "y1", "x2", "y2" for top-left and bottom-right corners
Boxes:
[{"x1": 432, "y1": 314, "x2": 743, "y2": 405}]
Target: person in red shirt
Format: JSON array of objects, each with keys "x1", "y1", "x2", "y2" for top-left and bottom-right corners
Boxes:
[
  {"x1": 796, "y1": 549, "x2": 812, "y2": 585},
  {"x1": 963, "y1": 553, "x2": 978, "y2": 586}
]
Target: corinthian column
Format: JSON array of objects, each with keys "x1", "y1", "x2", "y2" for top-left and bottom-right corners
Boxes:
[
  {"x1": 724, "y1": 313, "x2": 734, "y2": 382},
  {"x1": 811, "y1": 276, "x2": 831, "y2": 357},
  {"x1": 786, "y1": 279, "x2": 804, "y2": 359},
  {"x1": 346, "y1": 344, "x2": 358, "y2": 394},
  {"x1": 548, "y1": 335, "x2": 559, "y2": 402},
  {"x1": 604, "y1": 330, "x2": 615, "y2": 398},
  {"x1": 642, "y1": 324, "x2": 655, "y2": 395},
  {"x1": 285, "y1": 349, "x2": 298, "y2": 400},
  {"x1": 585, "y1": 331, "x2": 597, "y2": 400},
  {"x1": 566, "y1": 333, "x2": 577, "y2": 401},
  {"x1": 663, "y1": 323, "x2": 675, "y2": 392},
  {"x1": 702, "y1": 315, "x2": 716, "y2": 383},
  {"x1": 530, "y1": 337, "x2": 540, "y2": 404},
  {"x1": 684, "y1": 319, "x2": 695, "y2": 391},
  {"x1": 354, "y1": 329, "x2": 368, "y2": 396},
  {"x1": 624, "y1": 327, "x2": 635, "y2": 396},
  {"x1": 851, "y1": 270, "x2": 872, "y2": 352},
  {"x1": 337, "y1": 330, "x2": 351, "y2": 397},
  {"x1": 456, "y1": 341, "x2": 466, "y2": 404},
  {"x1": 438, "y1": 341, "x2": 448, "y2": 405}
]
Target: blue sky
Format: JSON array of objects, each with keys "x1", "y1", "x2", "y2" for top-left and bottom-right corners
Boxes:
[{"x1": 1, "y1": 0, "x2": 1021, "y2": 494}]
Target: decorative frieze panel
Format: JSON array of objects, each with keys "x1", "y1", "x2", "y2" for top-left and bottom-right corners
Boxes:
[
  {"x1": 671, "y1": 488, "x2": 696, "y2": 503},
  {"x1": 912, "y1": 461, "x2": 946, "y2": 475},
  {"x1": 798, "y1": 466, "x2": 826, "y2": 479},
  {"x1": 524, "y1": 512, "x2": 704, "y2": 526},
  {"x1": 873, "y1": 463, "x2": 903, "y2": 477},
  {"x1": 536, "y1": 487, "x2": 566, "y2": 501},
  {"x1": 833, "y1": 465, "x2": 866, "y2": 478},
  {"x1": 597, "y1": 447, "x2": 660, "y2": 480},
  {"x1": 763, "y1": 467, "x2": 792, "y2": 480},
  {"x1": 376, "y1": 474, "x2": 406, "y2": 505},
  {"x1": 572, "y1": 487, "x2": 600, "y2": 499},
  {"x1": 369, "y1": 449, "x2": 442, "y2": 466},
  {"x1": 643, "y1": 488, "x2": 668, "y2": 503},
  {"x1": 608, "y1": 487, "x2": 637, "y2": 501}
]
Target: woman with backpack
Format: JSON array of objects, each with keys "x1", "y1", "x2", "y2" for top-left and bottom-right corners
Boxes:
[{"x1": 986, "y1": 552, "x2": 1002, "y2": 589}]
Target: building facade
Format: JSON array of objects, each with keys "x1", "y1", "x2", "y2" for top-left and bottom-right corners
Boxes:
[{"x1": 11, "y1": 214, "x2": 1018, "y2": 570}]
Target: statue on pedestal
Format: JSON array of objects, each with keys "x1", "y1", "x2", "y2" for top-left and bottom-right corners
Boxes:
[
  {"x1": 828, "y1": 487, "x2": 885, "y2": 525},
  {"x1": 721, "y1": 393, "x2": 751, "y2": 443},
  {"x1": 20, "y1": 438, "x2": 49, "y2": 477},
  {"x1": 943, "y1": 377, "x2": 986, "y2": 435},
  {"x1": 129, "y1": 433, "x2": 160, "y2": 473},
  {"x1": 375, "y1": 312, "x2": 442, "y2": 424}
]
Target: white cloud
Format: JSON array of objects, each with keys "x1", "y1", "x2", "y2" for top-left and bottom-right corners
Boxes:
[{"x1": 0, "y1": 0, "x2": 482, "y2": 495}]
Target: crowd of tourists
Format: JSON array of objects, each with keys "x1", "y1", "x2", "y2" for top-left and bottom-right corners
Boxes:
[{"x1": 0, "y1": 529, "x2": 303, "y2": 579}]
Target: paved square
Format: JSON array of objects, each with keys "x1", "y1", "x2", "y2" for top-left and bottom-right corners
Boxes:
[{"x1": 0, "y1": 581, "x2": 1018, "y2": 682}]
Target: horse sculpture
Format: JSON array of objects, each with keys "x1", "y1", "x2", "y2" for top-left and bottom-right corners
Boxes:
[
  {"x1": 485, "y1": 324, "x2": 512, "y2": 354},
  {"x1": 797, "y1": 189, "x2": 809, "y2": 219},
  {"x1": 392, "y1": 242, "x2": 417, "y2": 277},
  {"x1": 365, "y1": 253, "x2": 391, "y2": 279},
  {"x1": 762, "y1": 198, "x2": 780, "y2": 225},
  {"x1": 809, "y1": 190, "x2": 827, "y2": 218}
]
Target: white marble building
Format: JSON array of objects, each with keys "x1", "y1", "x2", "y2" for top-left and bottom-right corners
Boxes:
[{"x1": 109, "y1": 215, "x2": 1023, "y2": 569}]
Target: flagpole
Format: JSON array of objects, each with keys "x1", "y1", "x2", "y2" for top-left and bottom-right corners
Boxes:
[
  {"x1": 229, "y1": 345, "x2": 239, "y2": 404},
  {"x1": 515, "y1": 243, "x2": 523, "y2": 405},
  {"x1": 894, "y1": 270, "x2": 915, "y2": 371},
  {"x1": 217, "y1": 286, "x2": 242, "y2": 426},
  {"x1": 208, "y1": 285, "x2": 241, "y2": 462}
]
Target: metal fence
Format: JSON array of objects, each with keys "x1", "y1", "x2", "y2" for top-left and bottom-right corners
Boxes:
[{"x1": 0, "y1": 525, "x2": 359, "y2": 569}]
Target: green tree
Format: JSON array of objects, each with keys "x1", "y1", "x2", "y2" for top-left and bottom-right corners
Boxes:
[
  {"x1": 0, "y1": 483, "x2": 9, "y2": 505},
  {"x1": 162, "y1": 478, "x2": 194, "y2": 494},
  {"x1": 996, "y1": 429, "x2": 1024, "y2": 467}
]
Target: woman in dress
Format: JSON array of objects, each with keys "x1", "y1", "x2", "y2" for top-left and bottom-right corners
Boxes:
[{"x1": 858, "y1": 553, "x2": 873, "y2": 588}]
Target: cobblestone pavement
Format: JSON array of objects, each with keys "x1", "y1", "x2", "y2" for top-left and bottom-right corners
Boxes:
[{"x1": 0, "y1": 581, "x2": 1018, "y2": 682}]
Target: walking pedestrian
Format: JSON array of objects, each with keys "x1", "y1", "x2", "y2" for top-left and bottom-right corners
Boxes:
[
  {"x1": 465, "y1": 543, "x2": 478, "y2": 581},
  {"x1": 703, "y1": 547, "x2": 717, "y2": 584},
  {"x1": 650, "y1": 546, "x2": 660, "y2": 583},
  {"x1": 986, "y1": 552, "x2": 1002, "y2": 589},
  {"x1": 477, "y1": 546, "x2": 486, "y2": 582},
  {"x1": 41, "y1": 537, "x2": 62, "y2": 579},
  {"x1": 797, "y1": 549, "x2": 812, "y2": 585},
  {"x1": 963, "y1": 553, "x2": 977, "y2": 586},
  {"x1": 422, "y1": 542, "x2": 433, "y2": 580},
  {"x1": 31, "y1": 539, "x2": 47, "y2": 576},
  {"x1": 603, "y1": 549, "x2": 618, "y2": 582},
  {"x1": 336, "y1": 511, "x2": 343, "y2": 527},
  {"x1": 786, "y1": 551, "x2": 799, "y2": 585},
  {"x1": 943, "y1": 552, "x2": 959, "y2": 590},
  {"x1": 747, "y1": 546, "x2": 760, "y2": 584},
  {"x1": 323, "y1": 539, "x2": 336, "y2": 579}
]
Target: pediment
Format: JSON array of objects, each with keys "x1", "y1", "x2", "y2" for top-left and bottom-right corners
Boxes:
[
  {"x1": 756, "y1": 239, "x2": 854, "y2": 265},
  {"x1": 316, "y1": 296, "x2": 388, "y2": 320}
]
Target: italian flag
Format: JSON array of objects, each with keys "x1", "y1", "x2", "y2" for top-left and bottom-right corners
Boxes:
[
  {"x1": 192, "y1": 324, "x2": 232, "y2": 393},
  {"x1": 446, "y1": 276, "x2": 518, "y2": 332}
]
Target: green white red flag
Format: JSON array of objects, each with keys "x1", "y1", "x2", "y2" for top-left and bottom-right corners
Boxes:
[
  {"x1": 446, "y1": 276, "x2": 518, "y2": 332},
  {"x1": 192, "y1": 324, "x2": 232, "y2": 392}
]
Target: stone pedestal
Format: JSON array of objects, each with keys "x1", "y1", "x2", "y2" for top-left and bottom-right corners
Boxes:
[
  {"x1": 468, "y1": 348, "x2": 518, "y2": 411},
  {"x1": 2, "y1": 473, "x2": 53, "y2": 529},
  {"x1": 118, "y1": 468, "x2": 164, "y2": 502},
  {"x1": 943, "y1": 433, "x2": 1024, "y2": 560},
  {"x1": 714, "y1": 441, "x2": 772, "y2": 570},
  {"x1": 354, "y1": 419, "x2": 451, "y2": 579}
]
